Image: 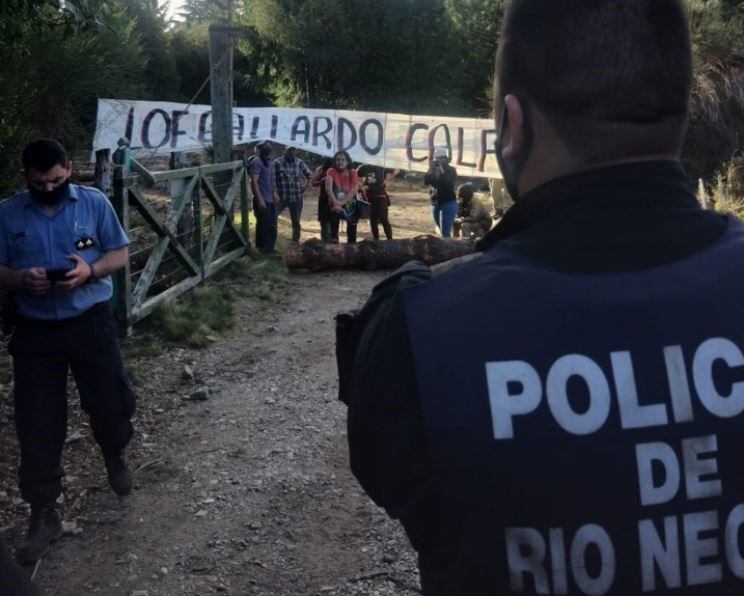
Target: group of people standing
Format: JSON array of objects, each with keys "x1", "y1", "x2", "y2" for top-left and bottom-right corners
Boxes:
[
  {"x1": 248, "y1": 143, "x2": 401, "y2": 251},
  {"x1": 248, "y1": 140, "x2": 491, "y2": 251}
]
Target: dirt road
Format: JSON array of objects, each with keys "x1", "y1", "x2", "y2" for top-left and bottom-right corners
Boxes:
[{"x1": 0, "y1": 180, "x2": 454, "y2": 595}]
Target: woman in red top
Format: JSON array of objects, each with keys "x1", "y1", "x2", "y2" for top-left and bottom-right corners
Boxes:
[{"x1": 325, "y1": 150, "x2": 360, "y2": 243}]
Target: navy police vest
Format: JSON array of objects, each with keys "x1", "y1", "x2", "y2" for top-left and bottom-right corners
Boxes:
[{"x1": 403, "y1": 217, "x2": 744, "y2": 595}]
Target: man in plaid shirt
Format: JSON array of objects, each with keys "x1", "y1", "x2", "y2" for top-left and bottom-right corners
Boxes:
[{"x1": 274, "y1": 147, "x2": 312, "y2": 242}]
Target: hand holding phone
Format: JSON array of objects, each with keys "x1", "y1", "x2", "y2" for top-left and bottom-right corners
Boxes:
[
  {"x1": 45, "y1": 268, "x2": 71, "y2": 283},
  {"x1": 45, "y1": 260, "x2": 74, "y2": 283}
]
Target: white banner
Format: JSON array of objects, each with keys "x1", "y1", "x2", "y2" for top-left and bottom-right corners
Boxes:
[{"x1": 93, "y1": 99, "x2": 501, "y2": 179}]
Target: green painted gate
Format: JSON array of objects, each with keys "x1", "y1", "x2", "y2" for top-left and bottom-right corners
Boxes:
[{"x1": 110, "y1": 154, "x2": 250, "y2": 330}]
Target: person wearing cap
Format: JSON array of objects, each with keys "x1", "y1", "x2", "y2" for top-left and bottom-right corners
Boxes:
[
  {"x1": 274, "y1": 146, "x2": 312, "y2": 243},
  {"x1": 424, "y1": 148, "x2": 458, "y2": 237},
  {"x1": 344, "y1": 1, "x2": 743, "y2": 594},
  {"x1": 0, "y1": 138, "x2": 134, "y2": 565},
  {"x1": 453, "y1": 183, "x2": 492, "y2": 239},
  {"x1": 250, "y1": 140, "x2": 280, "y2": 254}
]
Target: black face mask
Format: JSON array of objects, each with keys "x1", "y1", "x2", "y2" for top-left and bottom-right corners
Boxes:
[
  {"x1": 494, "y1": 101, "x2": 533, "y2": 202},
  {"x1": 28, "y1": 179, "x2": 70, "y2": 206}
]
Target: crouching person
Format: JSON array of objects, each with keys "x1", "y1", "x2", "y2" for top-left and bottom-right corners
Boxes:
[
  {"x1": 0, "y1": 139, "x2": 135, "y2": 565},
  {"x1": 453, "y1": 184, "x2": 492, "y2": 239}
]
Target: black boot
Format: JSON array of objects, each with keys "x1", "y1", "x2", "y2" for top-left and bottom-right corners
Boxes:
[
  {"x1": 16, "y1": 504, "x2": 62, "y2": 565},
  {"x1": 103, "y1": 450, "x2": 133, "y2": 496}
]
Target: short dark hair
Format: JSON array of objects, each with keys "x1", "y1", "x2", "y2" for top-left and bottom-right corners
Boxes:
[
  {"x1": 495, "y1": 0, "x2": 692, "y2": 161},
  {"x1": 22, "y1": 138, "x2": 69, "y2": 172},
  {"x1": 457, "y1": 183, "x2": 474, "y2": 201}
]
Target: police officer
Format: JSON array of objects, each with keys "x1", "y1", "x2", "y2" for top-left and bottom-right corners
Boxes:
[
  {"x1": 345, "y1": 2, "x2": 743, "y2": 594},
  {"x1": 0, "y1": 139, "x2": 134, "y2": 565}
]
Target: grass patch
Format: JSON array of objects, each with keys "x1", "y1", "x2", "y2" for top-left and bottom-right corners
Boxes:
[
  {"x1": 214, "y1": 252, "x2": 288, "y2": 302},
  {"x1": 124, "y1": 214, "x2": 289, "y2": 355},
  {"x1": 151, "y1": 286, "x2": 234, "y2": 348},
  {"x1": 702, "y1": 156, "x2": 744, "y2": 217},
  {"x1": 141, "y1": 253, "x2": 287, "y2": 350}
]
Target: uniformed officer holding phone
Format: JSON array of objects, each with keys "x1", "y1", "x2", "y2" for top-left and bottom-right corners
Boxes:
[{"x1": 0, "y1": 138, "x2": 134, "y2": 565}]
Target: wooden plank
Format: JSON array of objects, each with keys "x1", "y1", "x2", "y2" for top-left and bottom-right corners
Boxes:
[
  {"x1": 166, "y1": 173, "x2": 199, "y2": 230},
  {"x1": 95, "y1": 149, "x2": 112, "y2": 195},
  {"x1": 130, "y1": 237, "x2": 171, "y2": 313},
  {"x1": 130, "y1": 274, "x2": 202, "y2": 322},
  {"x1": 171, "y1": 153, "x2": 195, "y2": 251},
  {"x1": 199, "y1": 161, "x2": 243, "y2": 175},
  {"x1": 202, "y1": 172, "x2": 240, "y2": 215},
  {"x1": 193, "y1": 178, "x2": 204, "y2": 279},
  {"x1": 204, "y1": 246, "x2": 245, "y2": 278},
  {"x1": 111, "y1": 166, "x2": 133, "y2": 335},
  {"x1": 209, "y1": 24, "x2": 234, "y2": 166},
  {"x1": 240, "y1": 168, "x2": 250, "y2": 253},
  {"x1": 150, "y1": 166, "x2": 202, "y2": 182},
  {"x1": 128, "y1": 187, "x2": 200, "y2": 275},
  {"x1": 200, "y1": 173, "x2": 246, "y2": 264}
]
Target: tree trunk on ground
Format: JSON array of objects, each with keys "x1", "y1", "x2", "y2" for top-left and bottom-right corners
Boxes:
[{"x1": 285, "y1": 235, "x2": 477, "y2": 271}]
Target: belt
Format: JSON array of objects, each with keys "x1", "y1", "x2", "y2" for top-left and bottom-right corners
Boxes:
[{"x1": 14, "y1": 301, "x2": 111, "y2": 329}]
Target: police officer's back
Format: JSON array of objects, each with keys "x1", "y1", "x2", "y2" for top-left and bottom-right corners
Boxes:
[{"x1": 345, "y1": 1, "x2": 744, "y2": 594}]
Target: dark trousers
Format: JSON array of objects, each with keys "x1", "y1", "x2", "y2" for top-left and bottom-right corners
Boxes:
[
  {"x1": 10, "y1": 303, "x2": 135, "y2": 506},
  {"x1": 255, "y1": 201, "x2": 278, "y2": 253},
  {"x1": 329, "y1": 212, "x2": 356, "y2": 243},
  {"x1": 318, "y1": 196, "x2": 334, "y2": 242},
  {"x1": 278, "y1": 198, "x2": 303, "y2": 242},
  {"x1": 370, "y1": 198, "x2": 392, "y2": 240}
]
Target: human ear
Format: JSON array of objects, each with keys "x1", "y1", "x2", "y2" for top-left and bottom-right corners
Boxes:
[{"x1": 501, "y1": 94, "x2": 525, "y2": 160}]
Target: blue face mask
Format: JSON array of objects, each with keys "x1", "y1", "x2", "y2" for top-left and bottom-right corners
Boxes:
[{"x1": 28, "y1": 179, "x2": 70, "y2": 206}]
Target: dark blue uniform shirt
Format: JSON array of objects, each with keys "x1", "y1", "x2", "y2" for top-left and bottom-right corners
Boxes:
[
  {"x1": 348, "y1": 161, "x2": 736, "y2": 595},
  {"x1": 0, "y1": 184, "x2": 129, "y2": 320}
]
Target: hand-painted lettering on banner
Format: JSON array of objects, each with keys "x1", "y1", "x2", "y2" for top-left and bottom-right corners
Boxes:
[{"x1": 93, "y1": 99, "x2": 500, "y2": 178}]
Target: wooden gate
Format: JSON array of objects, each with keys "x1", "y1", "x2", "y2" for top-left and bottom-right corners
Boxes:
[{"x1": 111, "y1": 156, "x2": 250, "y2": 330}]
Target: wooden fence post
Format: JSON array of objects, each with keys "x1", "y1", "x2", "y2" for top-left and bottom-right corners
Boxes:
[
  {"x1": 112, "y1": 145, "x2": 133, "y2": 337},
  {"x1": 94, "y1": 149, "x2": 111, "y2": 195},
  {"x1": 240, "y1": 165, "x2": 251, "y2": 254},
  {"x1": 194, "y1": 172, "x2": 205, "y2": 280},
  {"x1": 171, "y1": 152, "x2": 194, "y2": 251}
]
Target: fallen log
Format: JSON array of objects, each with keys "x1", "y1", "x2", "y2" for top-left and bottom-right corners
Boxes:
[{"x1": 284, "y1": 235, "x2": 477, "y2": 271}]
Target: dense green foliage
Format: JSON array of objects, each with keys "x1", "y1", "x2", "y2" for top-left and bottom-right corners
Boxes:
[
  {"x1": 684, "y1": 0, "x2": 744, "y2": 182},
  {"x1": 0, "y1": 0, "x2": 741, "y2": 198}
]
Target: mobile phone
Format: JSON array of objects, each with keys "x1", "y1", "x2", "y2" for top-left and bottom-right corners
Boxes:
[{"x1": 46, "y1": 267, "x2": 71, "y2": 282}]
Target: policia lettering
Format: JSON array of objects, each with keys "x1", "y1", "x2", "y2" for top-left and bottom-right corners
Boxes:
[{"x1": 488, "y1": 337, "x2": 744, "y2": 594}]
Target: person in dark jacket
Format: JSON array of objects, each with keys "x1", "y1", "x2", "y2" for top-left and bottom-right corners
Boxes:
[
  {"x1": 344, "y1": 2, "x2": 742, "y2": 595},
  {"x1": 424, "y1": 148, "x2": 458, "y2": 237},
  {"x1": 358, "y1": 164, "x2": 400, "y2": 240}
]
